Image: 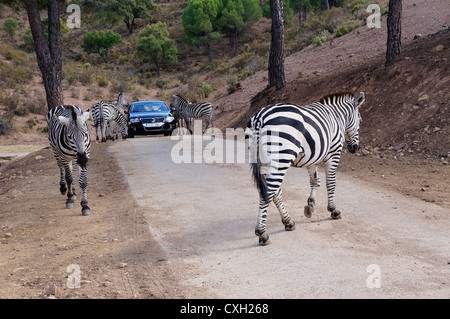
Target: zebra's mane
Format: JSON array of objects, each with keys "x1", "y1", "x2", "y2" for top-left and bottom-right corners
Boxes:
[
  {"x1": 174, "y1": 94, "x2": 189, "y2": 103},
  {"x1": 66, "y1": 105, "x2": 78, "y2": 122},
  {"x1": 320, "y1": 91, "x2": 354, "y2": 104}
]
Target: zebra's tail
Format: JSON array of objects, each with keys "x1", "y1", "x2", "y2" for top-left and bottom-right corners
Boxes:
[{"x1": 249, "y1": 125, "x2": 269, "y2": 203}]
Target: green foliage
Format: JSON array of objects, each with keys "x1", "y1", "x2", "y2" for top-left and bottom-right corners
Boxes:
[
  {"x1": 199, "y1": 81, "x2": 212, "y2": 97},
  {"x1": 23, "y1": 18, "x2": 69, "y2": 52},
  {"x1": 136, "y1": 22, "x2": 177, "y2": 77},
  {"x1": 101, "y1": 0, "x2": 156, "y2": 34},
  {"x1": 81, "y1": 30, "x2": 122, "y2": 60},
  {"x1": 336, "y1": 25, "x2": 355, "y2": 37},
  {"x1": 3, "y1": 17, "x2": 18, "y2": 39},
  {"x1": 312, "y1": 36, "x2": 327, "y2": 46},
  {"x1": 181, "y1": 0, "x2": 221, "y2": 49},
  {"x1": 216, "y1": 0, "x2": 262, "y2": 36},
  {"x1": 22, "y1": 28, "x2": 34, "y2": 51}
]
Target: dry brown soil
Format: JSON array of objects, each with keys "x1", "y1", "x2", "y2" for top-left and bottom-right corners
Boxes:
[{"x1": 0, "y1": 0, "x2": 449, "y2": 299}]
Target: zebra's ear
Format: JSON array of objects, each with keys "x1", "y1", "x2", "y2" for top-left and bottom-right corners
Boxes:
[
  {"x1": 356, "y1": 92, "x2": 365, "y2": 109},
  {"x1": 80, "y1": 111, "x2": 90, "y2": 122},
  {"x1": 57, "y1": 115, "x2": 71, "y2": 126}
]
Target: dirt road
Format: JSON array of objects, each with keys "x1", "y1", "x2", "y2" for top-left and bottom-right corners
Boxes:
[{"x1": 109, "y1": 136, "x2": 450, "y2": 298}]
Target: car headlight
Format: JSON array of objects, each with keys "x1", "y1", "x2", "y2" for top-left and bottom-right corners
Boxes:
[
  {"x1": 130, "y1": 118, "x2": 140, "y2": 124},
  {"x1": 164, "y1": 115, "x2": 174, "y2": 123}
]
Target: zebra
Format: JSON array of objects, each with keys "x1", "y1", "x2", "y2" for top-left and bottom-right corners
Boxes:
[
  {"x1": 170, "y1": 94, "x2": 214, "y2": 134},
  {"x1": 47, "y1": 105, "x2": 92, "y2": 216},
  {"x1": 109, "y1": 92, "x2": 129, "y2": 140},
  {"x1": 97, "y1": 102, "x2": 129, "y2": 142},
  {"x1": 92, "y1": 93, "x2": 128, "y2": 141},
  {"x1": 246, "y1": 91, "x2": 365, "y2": 245}
]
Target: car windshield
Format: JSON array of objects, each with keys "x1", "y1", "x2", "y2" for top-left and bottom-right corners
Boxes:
[{"x1": 130, "y1": 102, "x2": 168, "y2": 113}]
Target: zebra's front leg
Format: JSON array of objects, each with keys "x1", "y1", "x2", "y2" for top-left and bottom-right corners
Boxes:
[
  {"x1": 64, "y1": 161, "x2": 75, "y2": 209},
  {"x1": 78, "y1": 165, "x2": 90, "y2": 216},
  {"x1": 273, "y1": 188, "x2": 295, "y2": 231},
  {"x1": 184, "y1": 117, "x2": 193, "y2": 135},
  {"x1": 325, "y1": 158, "x2": 341, "y2": 219},
  {"x1": 304, "y1": 165, "x2": 321, "y2": 218}
]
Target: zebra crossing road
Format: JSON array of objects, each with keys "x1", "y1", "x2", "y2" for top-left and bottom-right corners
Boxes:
[{"x1": 109, "y1": 136, "x2": 450, "y2": 298}]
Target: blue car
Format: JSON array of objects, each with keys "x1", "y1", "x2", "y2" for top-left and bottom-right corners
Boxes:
[{"x1": 126, "y1": 101, "x2": 175, "y2": 137}]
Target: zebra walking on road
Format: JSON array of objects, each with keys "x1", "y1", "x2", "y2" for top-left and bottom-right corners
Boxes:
[
  {"x1": 47, "y1": 105, "x2": 92, "y2": 216},
  {"x1": 170, "y1": 94, "x2": 214, "y2": 134},
  {"x1": 246, "y1": 92, "x2": 365, "y2": 245}
]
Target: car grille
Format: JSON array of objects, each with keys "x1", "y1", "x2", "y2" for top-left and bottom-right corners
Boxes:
[{"x1": 140, "y1": 117, "x2": 165, "y2": 123}]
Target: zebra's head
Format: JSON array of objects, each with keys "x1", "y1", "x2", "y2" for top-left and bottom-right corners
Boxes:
[
  {"x1": 117, "y1": 111, "x2": 129, "y2": 139},
  {"x1": 345, "y1": 92, "x2": 365, "y2": 153},
  {"x1": 170, "y1": 94, "x2": 180, "y2": 109},
  {"x1": 57, "y1": 106, "x2": 91, "y2": 168},
  {"x1": 118, "y1": 92, "x2": 129, "y2": 107}
]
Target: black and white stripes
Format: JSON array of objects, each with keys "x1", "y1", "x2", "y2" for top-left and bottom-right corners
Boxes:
[
  {"x1": 246, "y1": 92, "x2": 365, "y2": 245},
  {"x1": 170, "y1": 94, "x2": 214, "y2": 134},
  {"x1": 47, "y1": 105, "x2": 92, "y2": 216}
]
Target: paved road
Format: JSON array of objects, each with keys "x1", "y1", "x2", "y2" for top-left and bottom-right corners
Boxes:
[{"x1": 109, "y1": 136, "x2": 450, "y2": 298}]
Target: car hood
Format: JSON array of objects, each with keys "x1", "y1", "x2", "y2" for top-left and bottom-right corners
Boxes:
[{"x1": 129, "y1": 111, "x2": 169, "y2": 118}]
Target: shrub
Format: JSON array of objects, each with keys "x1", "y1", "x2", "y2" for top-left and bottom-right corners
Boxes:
[
  {"x1": 336, "y1": 25, "x2": 355, "y2": 38},
  {"x1": 227, "y1": 77, "x2": 241, "y2": 94},
  {"x1": 0, "y1": 118, "x2": 13, "y2": 135},
  {"x1": 3, "y1": 18, "x2": 18, "y2": 40},
  {"x1": 199, "y1": 81, "x2": 212, "y2": 98},
  {"x1": 96, "y1": 75, "x2": 108, "y2": 87},
  {"x1": 351, "y1": 4, "x2": 364, "y2": 15},
  {"x1": 79, "y1": 69, "x2": 93, "y2": 85},
  {"x1": 312, "y1": 36, "x2": 327, "y2": 46}
]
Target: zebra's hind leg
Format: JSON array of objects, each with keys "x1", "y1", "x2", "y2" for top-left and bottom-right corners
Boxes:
[
  {"x1": 325, "y1": 157, "x2": 341, "y2": 219},
  {"x1": 255, "y1": 196, "x2": 271, "y2": 246},
  {"x1": 304, "y1": 165, "x2": 320, "y2": 218},
  {"x1": 273, "y1": 188, "x2": 295, "y2": 231}
]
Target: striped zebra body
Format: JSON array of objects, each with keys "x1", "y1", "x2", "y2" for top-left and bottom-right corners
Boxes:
[
  {"x1": 170, "y1": 94, "x2": 213, "y2": 134},
  {"x1": 92, "y1": 102, "x2": 128, "y2": 142},
  {"x1": 47, "y1": 105, "x2": 92, "y2": 216},
  {"x1": 92, "y1": 93, "x2": 129, "y2": 141},
  {"x1": 246, "y1": 92, "x2": 365, "y2": 245}
]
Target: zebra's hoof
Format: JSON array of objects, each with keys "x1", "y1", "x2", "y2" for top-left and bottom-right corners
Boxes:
[
  {"x1": 81, "y1": 206, "x2": 90, "y2": 216},
  {"x1": 258, "y1": 233, "x2": 270, "y2": 246},
  {"x1": 66, "y1": 201, "x2": 74, "y2": 209},
  {"x1": 331, "y1": 210, "x2": 341, "y2": 219},
  {"x1": 284, "y1": 220, "x2": 296, "y2": 231},
  {"x1": 304, "y1": 205, "x2": 314, "y2": 218}
]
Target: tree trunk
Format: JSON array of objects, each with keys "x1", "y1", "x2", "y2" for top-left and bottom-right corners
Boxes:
[
  {"x1": 206, "y1": 44, "x2": 211, "y2": 62},
  {"x1": 297, "y1": 0, "x2": 302, "y2": 32},
  {"x1": 25, "y1": 0, "x2": 63, "y2": 110},
  {"x1": 323, "y1": 0, "x2": 330, "y2": 10},
  {"x1": 268, "y1": 0, "x2": 286, "y2": 90},
  {"x1": 386, "y1": 0, "x2": 402, "y2": 66}
]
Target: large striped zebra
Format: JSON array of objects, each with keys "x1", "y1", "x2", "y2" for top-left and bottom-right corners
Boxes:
[
  {"x1": 246, "y1": 92, "x2": 365, "y2": 245},
  {"x1": 170, "y1": 94, "x2": 214, "y2": 134},
  {"x1": 92, "y1": 93, "x2": 128, "y2": 141},
  {"x1": 47, "y1": 105, "x2": 92, "y2": 216}
]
